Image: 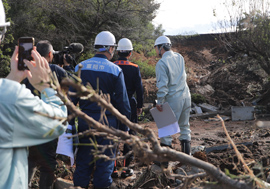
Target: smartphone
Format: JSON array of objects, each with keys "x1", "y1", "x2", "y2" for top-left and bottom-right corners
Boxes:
[{"x1": 18, "y1": 37, "x2": 35, "y2": 70}]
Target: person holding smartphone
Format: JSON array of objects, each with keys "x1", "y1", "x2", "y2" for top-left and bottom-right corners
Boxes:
[{"x1": 0, "y1": 1, "x2": 67, "y2": 188}]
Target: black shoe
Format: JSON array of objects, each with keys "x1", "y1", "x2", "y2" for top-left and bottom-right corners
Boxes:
[
  {"x1": 180, "y1": 140, "x2": 191, "y2": 155},
  {"x1": 111, "y1": 170, "x2": 119, "y2": 178},
  {"x1": 121, "y1": 168, "x2": 134, "y2": 178},
  {"x1": 160, "y1": 143, "x2": 172, "y2": 148}
]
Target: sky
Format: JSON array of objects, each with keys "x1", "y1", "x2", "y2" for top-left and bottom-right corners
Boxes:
[{"x1": 153, "y1": 0, "x2": 228, "y2": 35}]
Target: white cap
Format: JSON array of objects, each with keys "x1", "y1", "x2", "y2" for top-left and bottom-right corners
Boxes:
[
  {"x1": 117, "y1": 38, "x2": 133, "y2": 51},
  {"x1": 94, "y1": 31, "x2": 116, "y2": 46},
  {"x1": 154, "y1": 36, "x2": 171, "y2": 46},
  {"x1": 0, "y1": 0, "x2": 10, "y2": 27}
]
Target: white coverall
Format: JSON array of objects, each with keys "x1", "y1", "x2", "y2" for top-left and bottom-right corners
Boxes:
[{"x1": 156, "y1": 51, "x2": 191, "y2": 146}]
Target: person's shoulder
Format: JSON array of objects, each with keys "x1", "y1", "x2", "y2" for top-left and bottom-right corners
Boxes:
[
  {"x1": 50, "y1": 64, "x2": 66, "y2": 73},
  {"x1": 174, "y1": 51, "x2": 183, "y2": 56},
  {"x1": 108, "y1": 60, "x2": 122, "y2": 70},
  {"x1": 127, "y1": 61, "x2": 139, "y2": 68},
  {"x1": 0, "y1": 79, "x2": 31, "y2": 102},
  {"x1": 115, "y1": 60, "x2": 139, "y2": 68},
  {"x1": 0, "y1": 78, "x2": 21, "y2": 89}
]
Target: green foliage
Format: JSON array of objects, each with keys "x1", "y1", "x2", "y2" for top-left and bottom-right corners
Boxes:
[
  {"x1": 6, "y1": 0, "x2": 163, "y2": 53},
  {"x1": 131, "y1": 59, "x2": 155, "y2": 79},
  {"x1": 191, "y1": 93, "x2": 206, "y2": 104},
  {"x1": 77, "y1": 50, "x2": 95, "y2": 63},
  {"x1": 133, "y1": 23, "x2": 164, "y2": 57},
  {"x1": 0, "y1": 0, "x2": 14, "y2": 78}
]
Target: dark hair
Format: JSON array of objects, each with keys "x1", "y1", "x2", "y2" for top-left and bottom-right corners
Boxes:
[
  {"x1": 36, "y1": 40, "x2": 53, "y2": 57},
  {"x1": 156, "y1": 44, "x2": 171, "y2": 51},
  {"x1": 117, "y1": 51, "x2": 131, "y2": 58},
  {"x1": 94, "y1": 45, "x2": 115, "y2": 52}
]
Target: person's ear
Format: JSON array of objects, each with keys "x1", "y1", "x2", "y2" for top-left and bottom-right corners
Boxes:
[
  {"x1": 47, "y1": 51, "x2": 53, "y2": 62},
  {"x1": 110, "y1": 46, "x2": 115, "y2": 53}
]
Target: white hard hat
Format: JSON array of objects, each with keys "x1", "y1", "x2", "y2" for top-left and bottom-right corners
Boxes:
[
  {"x1": 154, "y1": 36, "x2": 171, "y2": 46},
  {"x1": 117, "y1": 38, "x2": 133, "y2": 51},
  {"x1": 0, "y1": 0, "x2": 10, "y2": 27},
  {"x1": 94, "y1": 31, "x2": 116, "y2": 46}
]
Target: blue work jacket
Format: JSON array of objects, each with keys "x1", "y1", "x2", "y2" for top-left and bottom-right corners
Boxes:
[{"x1": 71, "y1": 54, "x2": 131, "y2": 131}]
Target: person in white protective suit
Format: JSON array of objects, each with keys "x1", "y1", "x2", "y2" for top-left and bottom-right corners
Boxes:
[{"x1": 154, "y1": 35, "x2": 191, "y2": 155}]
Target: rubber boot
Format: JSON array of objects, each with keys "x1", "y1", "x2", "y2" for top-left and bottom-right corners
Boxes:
[{"x1": 181, "y1": 140, "x2": 191, "y2": 155}]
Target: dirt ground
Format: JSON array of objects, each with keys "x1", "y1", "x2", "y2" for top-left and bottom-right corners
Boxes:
[
  {"x1": 107, "y1": 115, "x2": 270, "y2": 188},
  {"x1": 108, "y1": 34, "x2": 270, "y2": 188}
]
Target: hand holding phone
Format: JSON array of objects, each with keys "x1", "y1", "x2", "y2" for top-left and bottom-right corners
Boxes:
[{"x1": 18, "y1": 37, "x2": 35, "y2": 70}]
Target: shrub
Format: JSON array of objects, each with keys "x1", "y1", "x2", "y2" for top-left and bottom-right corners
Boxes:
[
  {"x1": 132, "y1": 59, "x2": 155, "y2": 79},
  {"x1": 191, "y1": 93, "x2": 206, "y2": 104}
]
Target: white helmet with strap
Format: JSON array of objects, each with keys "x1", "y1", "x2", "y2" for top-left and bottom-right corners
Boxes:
[
  {"x1": 117, "y1": 38, "x2": 133, "y2": 51},
  {"x1": 154, "y1": 36, "x2": 172, "y2": 57},
  {"x1": 94, "y1": 31, "x2": 117, "y2": 56},
  {"x1": 154, "y1": 36, "x2": 171, "y2": 46},
  {"x1": 94, "y1": 31, "x2": 116, "y2": 47},
  {"x1": 0, "y1": 0, "x2": 10, "y2": 41}
]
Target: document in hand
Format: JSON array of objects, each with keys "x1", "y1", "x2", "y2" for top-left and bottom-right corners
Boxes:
[
  {"x1": 56, "y1": 125, "x2": 75, "y2": 166},
  {"x1": 150, "y1": 102, "x2": 180, "y2": 138}
]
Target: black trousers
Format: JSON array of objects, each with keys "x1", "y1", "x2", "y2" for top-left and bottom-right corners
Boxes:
[{"x1": 28, "y1": 139, "x2": 57, "y2": 188}]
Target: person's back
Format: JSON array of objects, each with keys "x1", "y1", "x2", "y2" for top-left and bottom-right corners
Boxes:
[
  {"x1": 75, "y1": 55, "x2": 129, "y2": 117},
  {"x1": 156, "y1": 51, "x2": 190, "y2": 100},
  {"x1": 154, "y1": 35, "x2": 191, "y2": 155},
  {"x1": 112, "y1": 38, "x2": 143, "y2": 177},
  {"x1": 114, "y1": 59, "x2": 143, "y2": 100},
  {"x1": 71, "y1": 31, "x2": 131, "y2": 189},
  {"x1": 114, "y1": 38, "x2": 143, "y2": 123}
]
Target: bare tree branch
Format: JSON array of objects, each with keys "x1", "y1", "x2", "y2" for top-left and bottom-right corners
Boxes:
[{"x1": 54, "y1": 78, "x2": 253, "y2": 189}]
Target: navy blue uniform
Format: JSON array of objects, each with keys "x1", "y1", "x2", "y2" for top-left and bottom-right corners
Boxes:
[
  {"x1": 71, "y1": 54, "x2": 131, "y2": 188},
  {"x1": 24, "y1": 64, "x2": 68, "y2": 95},
  {"x1": 114, "y1": 58, "x2": 143, "y2": 168},
  {"x1": 114, "y1": 58, "x2": 143, "y2": 123}
]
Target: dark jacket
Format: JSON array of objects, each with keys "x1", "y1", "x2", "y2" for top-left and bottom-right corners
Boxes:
[
  {"x1": 71, "y1": 54, "x2": 131, "y2": 131},
  {"x1": 114, "y1": 58, "x2": 143, "y2": 108},
  {"x1": 24, "y1": 64, "x2": 68, "y2": 95}
]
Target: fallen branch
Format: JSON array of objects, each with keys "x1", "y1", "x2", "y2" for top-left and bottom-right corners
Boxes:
[
  {"x1": 56, "y1": 78, "x2": 253, "y2": 189},
  {"x1": 217, "y1": 114, "x2": 263, "y2": 188}
]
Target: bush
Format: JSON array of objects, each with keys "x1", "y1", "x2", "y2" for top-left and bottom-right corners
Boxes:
[
  {"x1": 191, "y1": 93, "x2": 206, "y2": 104},
  {"x1": 132, "y1": 59, "x2": 155, "y2": 79}
]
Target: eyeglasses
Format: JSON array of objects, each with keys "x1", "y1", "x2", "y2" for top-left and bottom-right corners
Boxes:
[{"x1": 0, "y1": 27, "x2": 6, "y2": 41}]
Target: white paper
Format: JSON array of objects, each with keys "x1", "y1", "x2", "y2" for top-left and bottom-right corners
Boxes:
[
  {"x1": 150, "y1": 102, "x2": 180, "y2": 137},
  {"x1": 56, "y1": 125, "x2": 74, "y2": 166},
  {"x1": 158, "y1": 121, "x2": 180, "y2": 138}
]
